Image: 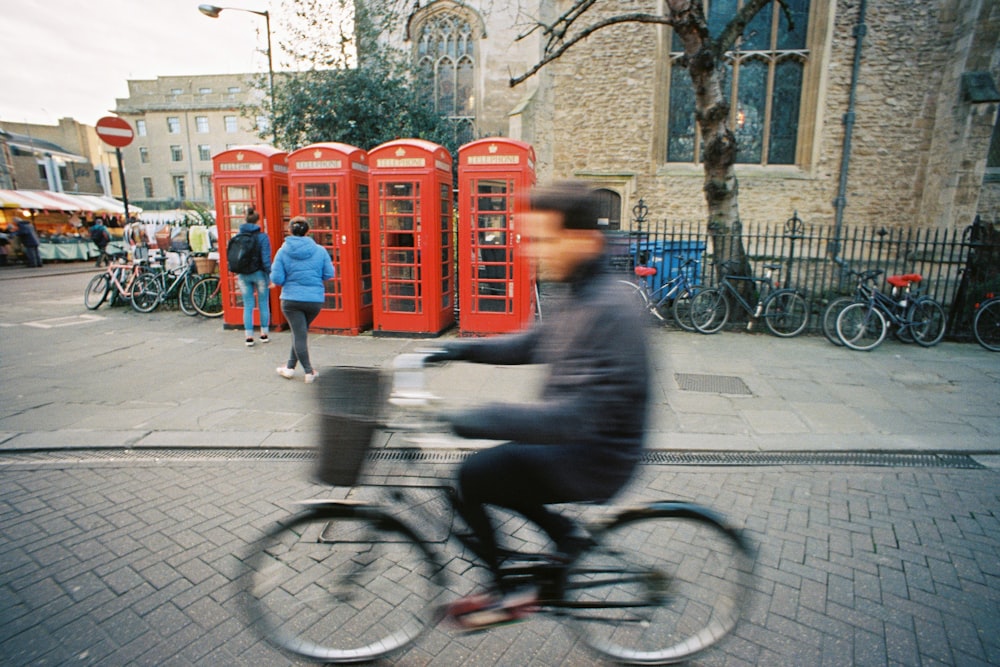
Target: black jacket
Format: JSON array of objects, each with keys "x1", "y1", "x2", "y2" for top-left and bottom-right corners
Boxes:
[{"x1": 447, "y1": 257, "x2": 651, "y2": 478}]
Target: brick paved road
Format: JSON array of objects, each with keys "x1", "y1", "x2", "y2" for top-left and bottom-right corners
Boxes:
[{"x1": 2, "y1": 458, "x2": 999, "y2": 666}]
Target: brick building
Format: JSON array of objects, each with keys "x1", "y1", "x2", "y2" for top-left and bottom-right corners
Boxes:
[{"x1": 0, "y1": 118, "x2": 117, "y2": 195}]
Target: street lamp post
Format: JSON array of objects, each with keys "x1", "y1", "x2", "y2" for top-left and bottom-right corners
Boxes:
[{"x1": 198, "y1": 4, "x2": 275, "y2": 143}]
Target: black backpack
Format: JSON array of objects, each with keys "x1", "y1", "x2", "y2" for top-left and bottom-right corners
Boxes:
[{"x1": 226, "y1": 232, "x2": 261, "y2": 274}]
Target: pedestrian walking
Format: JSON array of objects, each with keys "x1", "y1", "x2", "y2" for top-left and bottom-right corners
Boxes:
[
  {"x1": 270, "y1": 216, "x2": 334, "y2": 383},
  {"x1": 89, "y1": 217, "x2": 111, "y2": 267}
]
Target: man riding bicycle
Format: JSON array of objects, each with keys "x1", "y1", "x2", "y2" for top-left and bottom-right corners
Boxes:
[{"x1": 429, "y1": 181, "x2": 651, "y2": 627}]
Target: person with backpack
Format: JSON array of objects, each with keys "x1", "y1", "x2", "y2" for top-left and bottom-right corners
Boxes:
[
  {"x1": 89, "y1": 217, "x2": 111, "y2": 267},
  {"x1": 228, "y1": 207, "x2": 272, "y2": 347},
  {"x1": 270, "y1": 217, "x2": 334, "y2": 383}
]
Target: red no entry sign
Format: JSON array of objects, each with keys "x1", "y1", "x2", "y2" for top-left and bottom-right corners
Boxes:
[{"x1": 95, "y1": 116, "x2": 135, "y2": 148}]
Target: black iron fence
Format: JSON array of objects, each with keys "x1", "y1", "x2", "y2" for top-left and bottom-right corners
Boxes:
[{"x1": 606, "y1": 216, "x2": 1000, "y2": 339}]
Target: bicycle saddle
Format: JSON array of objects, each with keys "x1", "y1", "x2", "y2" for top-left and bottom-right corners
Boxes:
[
  {"x1": 634, "y1": 266, "x2": 657, "y2": 277},
  {"x1": 886, "y1": 273, "x2": 922, "y2": 288}
]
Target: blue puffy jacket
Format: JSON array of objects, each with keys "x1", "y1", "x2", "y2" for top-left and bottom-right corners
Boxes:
[{"x1": 270, "y1": 235, "x2": 334, "y2": 303}]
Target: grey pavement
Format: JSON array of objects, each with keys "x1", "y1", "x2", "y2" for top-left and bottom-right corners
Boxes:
[{"x1": 2, "y1": 263, "x2": 1000, "y2": 666}]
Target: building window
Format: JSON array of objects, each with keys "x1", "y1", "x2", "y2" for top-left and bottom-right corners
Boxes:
[
  {"x1": 198, "y1": 145, "x2": 212, "y2": 161},
  {"x1": 665, "y1": 0, "x2": 812, "y2": 166},
  {"x1": 227, "y1": 86, "x2": 241, "y2": 94},
  {"x1": 170, "y1": 88, "x2": 183, "y2": 95},
  {"x1": 136, "y1": 119, "x2": 147, "y2": 136},
  {"x1": 200, "y1": 174, "x2": 213, "y2": 201},
  {"x1": 170, "y1": 145, "x2": 183, "y2": 162},
  {"x1": 173, "y1": 175, "x2": 186, "y2": 199},
  {"x1": 167, "y1": 116, "x2": 181, "y2": 134},
  {"x1": 143, "y1": 177, "x2": 154, "y2": 198},
  {"x1": 195, "y1": 116, "x2": 209, "y2": 133},
  {"x1": 139, "y1": 147, "x2": 149, "y2": 163},
  {"x1": 198, "y1": 87, "x2": 212, "y2": 94},
  {"x1": 412, "y1": 7, "x2": 481, "y2": 145},
  {"x1": 224, "y1": 116, "x2": 238, "y2": 133}
]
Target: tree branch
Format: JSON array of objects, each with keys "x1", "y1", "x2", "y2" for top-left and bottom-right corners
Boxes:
[{"x1": 509, "y1": 13, "x2": 675, "y2": 87}]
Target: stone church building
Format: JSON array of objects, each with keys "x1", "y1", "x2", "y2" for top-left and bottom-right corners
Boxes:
[{"x1": 398, "y1": 0, "x2": 999, "y2": 230}]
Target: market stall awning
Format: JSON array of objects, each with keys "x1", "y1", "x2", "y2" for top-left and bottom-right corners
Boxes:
[{"x1": 0, "y1": 189, "x2": 139, "y2": 214}]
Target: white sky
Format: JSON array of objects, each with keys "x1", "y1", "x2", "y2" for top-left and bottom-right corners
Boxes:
[{"x1": 1, "y1": 0, "x2": 286, "y2": 127}]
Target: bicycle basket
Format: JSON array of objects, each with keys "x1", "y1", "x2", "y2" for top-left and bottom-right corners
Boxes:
[{"x1": 315, "y1": 366, "x2": 388, "y2": 486}]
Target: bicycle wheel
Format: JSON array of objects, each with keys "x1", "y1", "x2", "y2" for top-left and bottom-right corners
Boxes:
[
  {"x1": 84, "y1": 273, "x2": 110, "y2": 310},
  {"x1": 178, "y1": 275, "x2": 198, "y2": 316},
  {"x1": 562, "y1": 503, "x2": 753, "y2": 664},
  {"x1": 191, "y1": 275, "x2": 223, "y2": 317},
  {"x1": 763, "y1": 290, "x2": 809, "y2": 337},
  {"x1": 689, "y1": 289, "x2": 729, "y2": 334},
  {"x1": 130, "y1": 273, "x2": 162, "y2": 313},
  {"x1": 909, "y1": 298, "x2": 946, "y2": 347},
  {"x1": 973, "y1": 298, "x2": 1000, "y2": 352},
  {"x1": 836, "y1": 303, "x2": 887, "y2": 351},
  {"x1": 822, "y1": 297, "x2": 856, "y2": 346},
  {"x1": 670, "y1": 287, "x2": 698, "y2": 332},
  {"x1": 244, "y1": 504, "x2": 443, "y2": 663}
]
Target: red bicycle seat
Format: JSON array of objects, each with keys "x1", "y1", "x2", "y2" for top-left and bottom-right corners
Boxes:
[
  {"x1": 886, "y1": 273, "x2": 922, "y2": 288},
  {"x1": 634, "y1": 266, "x2": 657, "y2": 277}
]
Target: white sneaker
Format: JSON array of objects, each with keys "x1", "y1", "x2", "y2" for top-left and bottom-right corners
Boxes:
[
  {"x1": 304, "y1": 370, "x2": 319, "y2": 384},
  {"x1": 276, "y1": 366, "x2": 295, "y2": 379}
]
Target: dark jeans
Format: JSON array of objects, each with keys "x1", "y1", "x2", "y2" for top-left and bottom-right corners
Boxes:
[
  {"x1": 280, "y1": 300, "x2": 322, "y2": 373},
  {"x1": 454, "y1": 442, "x2": 625, "y2": 580},
  {"x1": 23, "y1": 245, "x2": 41, "y2": 268}
]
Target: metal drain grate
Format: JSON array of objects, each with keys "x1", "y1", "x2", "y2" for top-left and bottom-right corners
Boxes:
[
  {"x1": 675, "y1": 373, "x2": 752, "y2": 395},
  {"x1": 0, "y1": 447, "x2": 984, "y2": 469}
]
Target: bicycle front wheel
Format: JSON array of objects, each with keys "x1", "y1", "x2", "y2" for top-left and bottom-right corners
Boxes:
[
  {"x1": 562, "y1": 504, "x2": 753, "y2": 664},
  {"x1": 690, "y1": 289, "x2": 729, "y2": 334},
  {"x1": 130, "y1": 273, "x2": 162, "y2": 313},
  {"x1": 973, "y1": 298, "x2": 1000, "y2": 351},
  {"x1": 909, "y1": 298, "x2": 946, "y2": 347},
  {"x1": 763, "y1": 290, "x2": 809, "y2": 337},
  {"x1": 244, "y1": 504, "x2": 444, "y2": 663},
  {"x1": 837, "y1": 302, "x2": 887, "y2": 351},
  {"x1": 191, "y1": 276, "x2": 223, "y2": 317},
  {"x1": 84, "y1": 273, "x2": 110, "y2": 310},
  {"x1": 178, "y1": 275, "x2": 198, "y2": 316}
]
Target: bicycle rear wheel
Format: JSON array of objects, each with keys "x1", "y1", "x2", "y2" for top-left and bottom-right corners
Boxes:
[
  {"x1": 836, "y1": 303, "x2": 887, "y2": 351},
  {"x1": 178, "y1": 275, "x2": 198, "y2": 316},
  {"x1": 562, "y1": 503, "x2": 753, "y2": 664},
  {"x1": 244, "y1": 504, "x2": 443, "y2": 663},
  {"x1": 690, "y1": 289, "x2": 729, "y2": 334},
  {"x1": 822, "y1": 296, "x2": 855, "y2": 346},
  {"x1": 763, "y1": 290, "x2": 809, "y2": 337},
  {"x1": 973, "y1": 298, "x2": 1000, "y2": 351},
  {"x1": 191, "y1": 275, "x2": 223, "y2": 317},
  {"x1": 670, "y1": 287, "x2": 698, "y2": 332},
  {"x1": 130, "y1": 273, "x2": 162, "y2": 313},
  {"x1": 84, "y1": 274, "x2": 110, "y2": 310},
  {"x1": 909, "y1": 298, "x2": 946, "y2": 347}
]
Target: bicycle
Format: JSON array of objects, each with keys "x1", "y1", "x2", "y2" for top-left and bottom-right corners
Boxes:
[
  {"x1": 617, "y1": 255, "x2": 702, "y2": 331},
  {"x1": 821, "y1": 268, "x2": 882, "y2": 346},
  {"x1": 130, "y1": 252, "x2": 198, "y2": 315},
  {"x1": 189, "y1": 273, "x2": 222, "y2": 317},
  {"x1": 242, "y1": 355, "x2": 755, "y2": 665},
  {"x1": 972, "y1": 293, "x2": 1000, "y2": 352},
  {"x1": 689, "y1": 261, "x2": 809, "y2": 336},
  {"x1": 835, "y1": 273, "x2": 946, "y2": 351},
  {"x1": 83, "y1": 253, "x2": 148, "y2": 311}
]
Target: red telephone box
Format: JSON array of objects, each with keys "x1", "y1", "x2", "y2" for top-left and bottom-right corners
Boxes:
[
  {"x1": 457, "y1": 138, "x2": 537, "y2": 335},
  {"x1": 288, "y1": 143, "x2": 372, "y2": 335},
  {"x1": 212, "y1": 145, "x2": 290, "y2": 330},
  {"x1": 369, "y1": 139, "x2": 454, "y2": 336}
]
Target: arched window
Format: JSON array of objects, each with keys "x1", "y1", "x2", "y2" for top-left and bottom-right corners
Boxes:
[
  {"x1": 665, "y1": 0, "x2": 813, "y2": 166},
  {"x1": 411, "y1": 4, "x2": 482, "y2": 146}
]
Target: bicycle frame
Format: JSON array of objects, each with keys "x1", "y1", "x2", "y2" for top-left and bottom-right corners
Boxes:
[
  {"x1": 643, "y1": 259, "x2": 699, "y2": 309},
  {"x1": 715, "y1": 271, "x2": 776, "y2": 319}
]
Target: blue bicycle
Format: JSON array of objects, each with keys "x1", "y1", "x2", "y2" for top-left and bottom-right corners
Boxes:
[{"x1": 617, "y1": 256, "x2": 702, "y2": 331}]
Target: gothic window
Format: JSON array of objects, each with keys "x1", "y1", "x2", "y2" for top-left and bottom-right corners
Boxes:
[
  {"x1": 666, "y1": 0, "x2": 812, "y2": 166},
  {"x1": 412, "y1": 6, "x2": 479, "y2": 145}
]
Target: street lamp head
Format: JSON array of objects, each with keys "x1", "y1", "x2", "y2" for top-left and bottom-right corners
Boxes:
[{"x1": 197, "y1": 4, "x2": 222, "y2": 18}]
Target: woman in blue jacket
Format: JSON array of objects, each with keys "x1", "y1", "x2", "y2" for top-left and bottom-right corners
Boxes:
[{"x1": 270, "y1": 217, "x2": 334, "y2": 383}]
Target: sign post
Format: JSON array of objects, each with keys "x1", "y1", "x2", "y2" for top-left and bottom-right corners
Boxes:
[{"x1": 95, "y1": 116, "x2": 135, "y2": 221}]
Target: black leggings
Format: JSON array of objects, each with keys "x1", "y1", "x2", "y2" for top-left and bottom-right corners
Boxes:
[
  {"x1": 454, "y1": 442, "x2": 627, "y2": 580},
  {"x1": 280, "y1": 300, "x2": 322, "y2": 373}
]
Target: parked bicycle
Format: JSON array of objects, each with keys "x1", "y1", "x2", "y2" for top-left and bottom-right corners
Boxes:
[
  {"x1": 242, "y1": 354, "x2": 755, "y2": 665},
  {"x1": 617, "y1": 255, "x2": 702, "y2": 330},
  {"x1": 689, "y1": 261, "x2": 809, "y2": 336},
  {"x1": 130, "y1": 253, "x2": 199, "y2": 315},
  {"x1": 821, "y1": 268, "x2": 882, "y2": 346},
  {"x1": 972, "y1": 293, "x2": 1000, "y2": 352},
  {"x1": 83, "y1": 253, "x2": 149, "y2": 311},
  {"x1": 189, "y1": 273, "x2": 222, "y2": 317},
  {"x1": 835, "y1": 273, "x2": 946, "y2": 351}
]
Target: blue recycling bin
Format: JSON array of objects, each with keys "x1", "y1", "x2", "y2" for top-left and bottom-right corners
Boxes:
[{"x1": 631, "y1": 239, "x2": 707, "y2": 293}]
